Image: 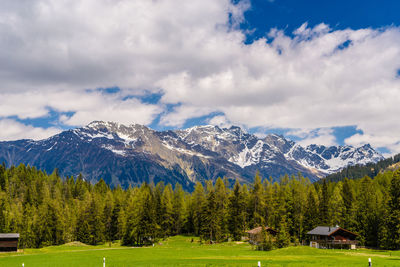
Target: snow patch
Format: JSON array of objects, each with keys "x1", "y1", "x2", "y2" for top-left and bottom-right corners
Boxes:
[
  {"x1": 229, "y1": 140, "x2": 264, "y2": 168},
  {"x1": 101, "y1": 144, "x2": 126, "y2": 156},
  {"x1": 162, "y1": 141, "x2": 211, "y2": 158},
  {"x1": 46, "y1": 142, "x2": 57, "y2": 151}
]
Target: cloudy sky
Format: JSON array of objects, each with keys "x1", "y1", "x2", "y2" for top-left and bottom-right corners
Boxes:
[{"x1": 1, "y1": 0, "x2": 400, "y2": 155}]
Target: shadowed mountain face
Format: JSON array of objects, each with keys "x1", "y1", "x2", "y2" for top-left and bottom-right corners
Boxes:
[{"x1": 0, "y1": 121, "x2": 383, "y2": 190}]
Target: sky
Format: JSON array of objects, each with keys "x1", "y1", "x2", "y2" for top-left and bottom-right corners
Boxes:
[{"x1": 1, "y1": 0, "x2": 400, "y2": 155}]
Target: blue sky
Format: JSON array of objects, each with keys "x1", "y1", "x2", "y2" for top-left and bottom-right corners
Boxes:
[
  {"x1": 1, "y1": 0, "x2": 400, "y2": 154},
  {"x1": 242, "y1": 0, "x2": 400, "y2": 40}
]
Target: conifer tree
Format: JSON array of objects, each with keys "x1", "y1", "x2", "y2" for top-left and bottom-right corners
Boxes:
[
  {"x1": 103, "y1": 191, "x2": 114, "y2": 245},
  {"x1": 356, "y1": 176, "x2": 381, "y2": 247},
  {"x1": 319, "y1": 180, "x2": 329, "y2": 225},
  {"x1": 341, "y1": 178, "x2": 357, "y2": 231},
  {"x1": 263, "y1": 176, "x2": 276, "y2": 228},
  {"x1": 172, "y1": 183, "x2": 185, "y2": 235},
  {"x1": 228, "y1": 181, "x2": 246, "y2": 241},
  {"x1": 329, "y1": 182, "x2": 343, "y2": 227},
  {"x1": 161, "y1": 184, "x2": 174, "y2": 237},
  {"x1": 249, "y1": 173, "x2": 265, "y2": 228},
  {"x1": 203, "y1": 186, "x2": 221, "y2": 242},
  {"x1": 303, "y1": 185, "x2": 319, "y2": 236},
  {"x1": 276, "y1": 216, "x2": 290, "y2": 248},
  {"x1": 130, "y1": 183, "x2": 159, "y2": 245},
  {"x1": 387, "y1": 170, "x2": 400, "y2": 249},
  {"x1": 214, "y1": 178, "x2": 228, "y2": 240},
  {"x1": 191, "y1": 182, "x2": 206, "y2": 236}
]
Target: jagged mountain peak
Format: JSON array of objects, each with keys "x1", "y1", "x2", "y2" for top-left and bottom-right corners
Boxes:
[
  {"x1": 264, "y1": 133, "x2": 295, "y2": 154},
  {"x1": 81, "y1": 121, "x2": 383, "y2": 175},
  {"x1": 0, "y1": 121, "x2": 384, "y2": 189},
  {"x1": 78, "y1": 121, "x2": 154, "y2": 141},
  {"x1": 225, "y1": 125, "x2": 247, "y2": 136},
  {"x1": 285, "y1": 142, "x2": 384, "y2": 175},
  {"x1": 86, "y1": 121, "x2": 150, "y2": 132}
]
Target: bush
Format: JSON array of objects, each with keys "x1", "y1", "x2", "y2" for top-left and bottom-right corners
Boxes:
[{"x1": 256, "y1": 231, "x2": 275, "y2": 251}]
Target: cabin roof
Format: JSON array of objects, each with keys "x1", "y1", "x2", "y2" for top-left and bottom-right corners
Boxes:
[
  {"x1": 307, "y1": 226, "x2": 358, "y2": 237},
  {"x1": 0, "y1": 233, "x2": 20, "y2": 239},
  {"x1": 246, "y1": 226, "x2": 277, "y2": 235},
  {"x1": 307, "y1": 226, "x2": 338, "y2": 236}
]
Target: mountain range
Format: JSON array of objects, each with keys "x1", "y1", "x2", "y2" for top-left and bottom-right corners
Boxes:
[{"x1": 0, "y1": 121, "x2": 384, "y2": 190}]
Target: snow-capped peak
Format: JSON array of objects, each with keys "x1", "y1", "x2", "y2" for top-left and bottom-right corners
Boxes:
[
  {"x1": 285, "y1": 143, "x2": 384, "y2": 175},
  {"x1": 75, "y1": 122, "x2": 384, "y2": 177}
]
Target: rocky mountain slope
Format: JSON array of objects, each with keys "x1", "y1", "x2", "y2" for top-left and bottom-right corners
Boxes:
[{"x1": 0, "y1": 121, "x2": 383, "y2": 190}]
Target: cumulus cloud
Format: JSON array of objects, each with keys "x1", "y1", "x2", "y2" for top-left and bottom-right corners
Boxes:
[
  {"x1": 1, "y1": 0, "x2": 400, "y2": 153},
  {"x1": 0, "y1": 119, "x2": 61, "y2": 141},
  {"x1": 288, "y1": 128, "x2": 338, "y2": 147},
  {"x1": 0, "y1": 0, "x2": 247, "y2": 93},
  {"x1": 207, "y1": 115, "x2": 234, "y2": 129},
  {"x1": 0, "y1": 90, "x2": 162, "y2": 126}
]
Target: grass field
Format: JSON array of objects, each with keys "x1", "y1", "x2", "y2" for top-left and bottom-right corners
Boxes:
[{"x1": 1, "y1": 236, "x2": 400, "y2": 266}]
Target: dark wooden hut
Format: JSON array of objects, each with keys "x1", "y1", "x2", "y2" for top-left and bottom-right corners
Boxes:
[{"x1": 0, "y1": 233, "x2": 19, "y2": 252}]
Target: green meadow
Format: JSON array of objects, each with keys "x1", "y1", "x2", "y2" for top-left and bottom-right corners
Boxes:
[{"x1": 1, "y1": 236, "x2": 399, "y2": 267}]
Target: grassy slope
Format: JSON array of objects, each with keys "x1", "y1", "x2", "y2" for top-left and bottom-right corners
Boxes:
[{"x1": 1, "y1": 236, "x2": 400, "y2": 266}]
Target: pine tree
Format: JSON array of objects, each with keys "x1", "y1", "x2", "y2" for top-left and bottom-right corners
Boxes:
[
  {"x1": 276, "y1": 216, "x2": 290, "y2": 248},
  {"x1": 172, "y1": 183, "x2": 185, "y2": 235},
  {"x1": 304, "y1": 185, "x2": 319, "y2": 236},
  {"x1": 191, "y1": 182, "x2": 206, "y2": 236},
  {"x1": 263, "y1": 177, "x2": 275, "y2": 228},
  {"x1": 319, "y1": 180, "x2": 329, "y2": 225},
  {"x1": 249, "y1": 173, "x2": 265, "y2": 228},
  {"x1": 214, "y1": 178, "x2": 228, "y2": 241},
  {"x1": 329, "y1": 182, "x2": 343, "y2": 227},
  {"x1": 289, "y1": 175, "x2": 307, "y2": 242},
  {"x1": 356, "y1": 176, "x2": 383, "y2": 247},
  {"x1": 203, "y1": 185, "x2": 221, "y2": 242},
  {"x1": 103, "y1": 191, "x2": 114, "y2": 245},
  {"x1": 387, "y1": 170, "x2": 400, "y2": 249},
  {"x1": 161, "y1": 184, "x2": 174, "y2": 237},
  {"x1": 133, "y1": 184, "x2": 159, "y2": 245},
  {"x1": 341, "y1": 178, "x2": 357, "y2": 231},
  {"x1": 76, "y1": 194, "x2": 105, "y2": 245},
  {"x1": 228, "y1": 181, "x2": 246, "y2": 241}
]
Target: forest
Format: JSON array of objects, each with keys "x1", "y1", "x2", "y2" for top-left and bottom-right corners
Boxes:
[{"x1": 1, "y1": 163, "x2": 400, "y2": 250}]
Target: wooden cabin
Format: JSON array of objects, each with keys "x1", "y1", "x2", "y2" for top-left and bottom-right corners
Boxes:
[
  {"x1": 307, "y1": 226, "x2": 358, "y2": 249},
  {"x1": 246, "y1": 226, "x2": 277, "y2": 245},
  {"x1": 0, "y1": 233, "x2": 19, "y2": 252}
]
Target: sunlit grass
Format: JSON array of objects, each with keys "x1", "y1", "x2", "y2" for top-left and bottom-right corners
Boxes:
[{"x1": 0, "y1": 235, "x2": 399, "y2": 266}]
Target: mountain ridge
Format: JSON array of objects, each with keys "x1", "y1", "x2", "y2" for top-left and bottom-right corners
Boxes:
[{"x1": 0, "y1": 121, "x2": 383, "y2": 189}]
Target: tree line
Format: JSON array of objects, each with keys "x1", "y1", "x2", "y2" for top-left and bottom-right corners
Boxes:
[
  {"x1": 324, "y1": 153, "x2": 400, "y2": 182},
  {"x1": 1, "y1": 163, "x2": 400, "y2": 249}
]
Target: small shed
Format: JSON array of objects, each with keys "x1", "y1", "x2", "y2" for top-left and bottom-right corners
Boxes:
[
  {"x1": 307, "y1": 226, "x2": 358, "y2": 249},
  {"x1": 0, "y1": 233, "x2": 20, "y2": 252},
  {"x1": 246, "y1": 226, "x2": 277, "y2": 245}
]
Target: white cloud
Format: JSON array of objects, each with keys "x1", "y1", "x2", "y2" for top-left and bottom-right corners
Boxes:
[
  {"x1": 0, "y1": 0, "x2": 247, "y2": 93},
  {"x1": 207, "y1": 115, "x2": 234, "y2": 129},
  {"x1": 0, "y1": 90, "x2": 162, "y2": 126},
  {"x1": 1, "y1": 0, "x2": 400, "y2": 153},
  {"x1": 159, "y1": 105, "x2": 214, "y2": 127},
  {"x1": 288, "y1": 128, "x2": 337, "y2": 147},
  {"x1": 0, "y1": 119, "x2": 61, "y2": 141},
  {"x1": 345, "y1": 132, "x2": 400, "y2": 152}
]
